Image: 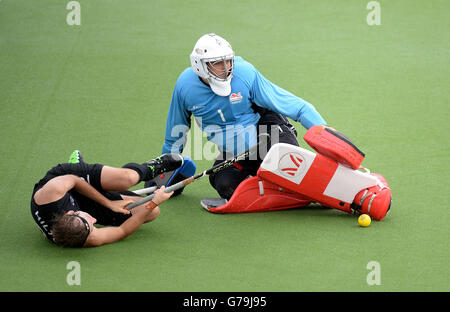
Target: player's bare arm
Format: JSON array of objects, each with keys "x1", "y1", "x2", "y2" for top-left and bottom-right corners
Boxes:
[
  {"x1": 34, "y1": 174, "x2": 129, "y2": 214},
  {"x1": 33, "y1": 175, "x2": 82, "y2": 205},
  {"x1": 84, "y1": 186, "x2": 174, "y2": 247}
]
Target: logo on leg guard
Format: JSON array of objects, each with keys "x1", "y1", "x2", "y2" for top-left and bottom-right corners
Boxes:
[{"x1": 278, "y1": 153, "x2": 305, "y2": 178}]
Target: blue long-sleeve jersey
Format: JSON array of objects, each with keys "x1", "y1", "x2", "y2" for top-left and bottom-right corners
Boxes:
[{"x1": 162, "y1": 56, "x2": 326, "y2": 156}]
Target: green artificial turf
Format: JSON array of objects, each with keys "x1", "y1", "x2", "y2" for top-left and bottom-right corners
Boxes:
[{"x1": 0, "y1": 0, "x2": 448, "y2": 292}]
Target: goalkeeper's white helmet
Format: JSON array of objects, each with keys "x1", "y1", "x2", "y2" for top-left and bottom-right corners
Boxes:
[{"x1": 190, "y1": 33, "x2": 235, "y2": 96}]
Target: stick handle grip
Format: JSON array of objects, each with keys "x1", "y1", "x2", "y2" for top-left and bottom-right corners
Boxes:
[
  {"x1": 132, "y1": 186, "x2": 158, "y2": 195},
  {"x1": 126, "y1": 177, "x2": 196, "y2": 209}
]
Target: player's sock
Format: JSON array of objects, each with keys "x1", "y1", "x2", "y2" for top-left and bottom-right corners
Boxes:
[
  {"x1": 122, "y1": 163, "x2": 153, "y2": 182},
  {"x1": 145, "y1": 154, "x2": 184, "y2": 178},
  {"x1": 68, "y1": 150, "x2": 84, "y2": 164},
  {"x1": 122, "y1": 154, "x2": 183, "y2": 182}
]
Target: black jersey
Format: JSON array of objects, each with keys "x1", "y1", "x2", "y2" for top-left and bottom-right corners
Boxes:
[
  {"x1": 30, "y1": 163, "x2": 134, "y2": 244},
  {"x1": 30, "y1": 189, "x2": 81, "y2": 242}
]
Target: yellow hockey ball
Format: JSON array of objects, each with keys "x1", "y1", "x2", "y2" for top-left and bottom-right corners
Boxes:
[{"x1": 358, "y1": 214, "x2": 371, "y2": 227}]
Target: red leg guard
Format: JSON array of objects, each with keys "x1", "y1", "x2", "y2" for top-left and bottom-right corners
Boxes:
[
  {"x1": 206, "y1": 176, "x2": 312, "y2": 213},
  {"x1": 258, "y1": 143, "x2": 392, "y2": 221}
]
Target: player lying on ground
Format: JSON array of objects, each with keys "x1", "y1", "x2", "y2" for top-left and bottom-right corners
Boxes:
[
  {"x1": 30, "y1": 151, "x2": 183, "y2": 248},
  {"x1": 162, "y1": 33, "x2": 327, "y2": 200}
]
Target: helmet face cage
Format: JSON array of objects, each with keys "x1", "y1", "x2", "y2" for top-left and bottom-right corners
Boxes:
[{"x1": 202, "y1": 54, "x2": 235, "y2": 82}]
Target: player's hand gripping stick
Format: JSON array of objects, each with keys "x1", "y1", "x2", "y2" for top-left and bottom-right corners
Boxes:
[{"x1": 126, "y1": 134, "x2": 270, "y2": 210}]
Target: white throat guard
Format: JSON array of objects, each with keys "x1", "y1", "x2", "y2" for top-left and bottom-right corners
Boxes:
[{"x1": 190, "y1": 33, "x2": 235, "y2": 96}]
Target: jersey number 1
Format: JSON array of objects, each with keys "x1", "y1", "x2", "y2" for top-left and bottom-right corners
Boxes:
[{"x1": 217, "y1": 109, "x2": 226, "y2": 122}]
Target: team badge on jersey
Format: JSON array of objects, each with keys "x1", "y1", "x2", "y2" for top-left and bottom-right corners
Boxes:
[{"x1": 229, "y1": 92, "x2": 243, "y2": 104}]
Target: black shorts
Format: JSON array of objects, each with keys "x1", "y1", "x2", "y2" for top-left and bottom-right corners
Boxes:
[
  {"x1": 32, "y1": 163, "x2": 137, "y2": 229},
  {"x1": 34, "y1": 162, "x2": 105, "y2": 192}
]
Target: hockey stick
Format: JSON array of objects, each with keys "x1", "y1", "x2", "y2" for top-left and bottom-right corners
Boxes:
[
  {"x1": 126, "y1": 133, "x2": 270, "y2": 209},
  {"x1": 132, "y1": 186, "x2": 158, "y2": 195}
]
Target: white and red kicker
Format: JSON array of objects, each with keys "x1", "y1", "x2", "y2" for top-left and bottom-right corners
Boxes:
[{"x1": 257, "y1": 143, "x2": 383, "y2": 216}]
